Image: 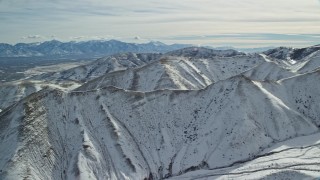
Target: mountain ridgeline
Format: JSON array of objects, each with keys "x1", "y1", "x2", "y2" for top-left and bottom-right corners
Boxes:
[
  {"x1": 0, "y1": 45, "x2": 320, "y2": 179},
  {"x1": 0, "y1": 40, "x2": 189, "y2": 58}
]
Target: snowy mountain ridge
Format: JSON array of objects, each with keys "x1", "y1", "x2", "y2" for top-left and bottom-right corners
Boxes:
[
  {"x1": 77, "y1": 53, "x2": 263, "y2": 91},
  {"x1": 263, "y1": 45, "x2": 320, "y2": 61},
  {"x1": 31, "y1": 52, "x2": 163, "y2": 83}
]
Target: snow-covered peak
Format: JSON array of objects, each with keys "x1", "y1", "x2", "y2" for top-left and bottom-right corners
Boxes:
[
  {"x1": 263, "y1": 45, "x2": 320, "y2": 61},
  {"x1": 146, "y1": 41, "x2": 167, "y2": 46},
  {"x1": 263, "y1": 47, "x2": 294, "y2": 60}
]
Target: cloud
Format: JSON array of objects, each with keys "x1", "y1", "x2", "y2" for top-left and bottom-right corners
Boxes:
[
  {"x1": 69, "y1": 35, "x2": 113, "y2": 41},
  {"x1": 22, "y1": 35, "x2": 44, "y2": 39},
  {"x1": 163, "y1": 33, "x2": 320, "y2": 42},
  {"x1": 70, "y1": 36, "x2": 85, "y2": 40},
  {"x1": 1, "y1": 0, "x2": 320, "y2": 47},
  {"x1": 157, "y1": 33, "x2": 320, "y2": 48}
]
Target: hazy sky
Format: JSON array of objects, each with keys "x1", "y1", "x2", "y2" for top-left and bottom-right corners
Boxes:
[{"x1": 1, "y1": 0, "x2": 320, "y2": 47}]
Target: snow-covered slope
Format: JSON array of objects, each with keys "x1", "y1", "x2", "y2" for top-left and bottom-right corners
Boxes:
[
  {"x1": 259, "y1": 45, "x2": 320, "y2": 78},
  {"x1": 243, "y1": 60, "x2": 295, "y2": 81},
  {"x1": 1, "y1": 69, "x2": 320, "y2": 179},
  {"x1": 0, "y1": 53, "x2": 162, "y2": 111},
  {"x1": 78, "y1": 53, "x2": 264, "y2": 91},
  {"x1": 263, "y1": 47, "x2": 294, "y2": 60},
  {"x1": 169, "y1": 132, "x2": 320, "y2": 179},
  {"x1": 32, "y1": 52, "x2": 162, "y2": 83},
  {"x1": 293, "y1": 50, "x2": 320, "y2": 73},
  {"x1": 0, "y1": 80, "x2": 80, "y2": 110}
]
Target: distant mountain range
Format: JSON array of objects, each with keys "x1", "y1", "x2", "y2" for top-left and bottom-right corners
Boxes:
[
  {"x1": 0, "y1": 40, "x2": 189, "y2": 58},
  {"x1": 0, "y1": 40, "x2": 275, "y2": 58}
]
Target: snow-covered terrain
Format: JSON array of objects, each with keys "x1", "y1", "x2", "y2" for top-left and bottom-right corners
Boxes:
[
  {"x1": 23, "y1": 61, "x2": 89, "y2": 78},
  {"x1": 4, "y1": 46, "x2": 317, "y2": 112},
  {"x1": 262, "y1": 46, "x2": 320, "y2": 74},
  {"x1": 263, "y1": 45, "x2": 320, "y2": 61},
  {"x1": 78, "y1": 49, "x2": 263, "y2": 91},
  {"x1": 0, "y1": 45, "x2": 320, "y2": 180},
  {"x1": 166, "y1": 47, "x2": 246, "y2": 58},
  {"x1": 168, "y1": 132, "x2": 320, "y2": 179},
  {"x1": 0, "y1": 53, "x2": 161, "y2": 110},
  {"x1": 31, "y1": 52, "x2": 162, "y2": 83},
  {"x1": 0, "y1": 80, "x2": 80, "y2": 110},
  {"x1": 242, "y1": 54, "x2": 296, "y2": 81}
]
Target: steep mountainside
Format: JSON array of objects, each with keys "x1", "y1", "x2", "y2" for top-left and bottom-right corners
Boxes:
[
  {"x1": 169, "y1": 132, "x2": 320, "y2": 179},
  {"x1": 1, "y1": 70, "x2": 320, "y2": 179}
]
